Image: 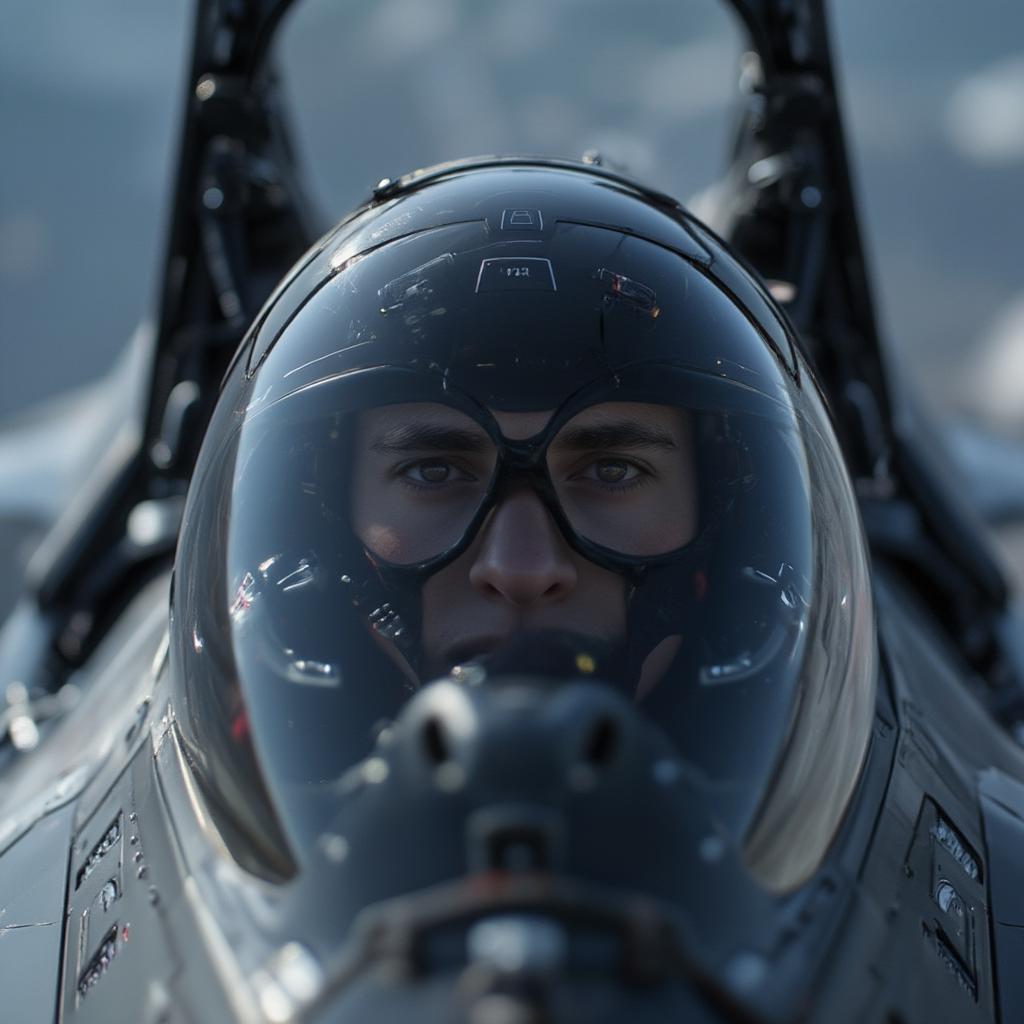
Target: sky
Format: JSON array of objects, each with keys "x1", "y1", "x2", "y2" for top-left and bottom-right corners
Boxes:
[{"x1": 1, "y1": 0, "x2": 1022, "y2": 430}]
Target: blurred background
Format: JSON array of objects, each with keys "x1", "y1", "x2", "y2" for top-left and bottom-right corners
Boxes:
[{"x1": 1, "y1": 0, "x2": 1023, "y2": 595}]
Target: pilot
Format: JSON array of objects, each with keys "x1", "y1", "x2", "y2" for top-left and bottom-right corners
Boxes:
[
  {"x1": 349, "y1": 397, "x2": 698, "y2": 692},
  {"x1": 170, "y1": 159, "x2": 875, "y2": 894}
]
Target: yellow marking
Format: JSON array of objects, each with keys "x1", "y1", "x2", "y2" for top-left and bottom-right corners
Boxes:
[{"x1": 575, "y1": 653, "x2": 596, "y2": 675}]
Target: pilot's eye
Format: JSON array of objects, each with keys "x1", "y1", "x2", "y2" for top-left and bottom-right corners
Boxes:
[
  {"x1": 416, "y1": 461, "x2": 451, "y2": 483},
  {"x1": 400, "y1": 459, "x2": 479, "y2": 490},
  {"x1": 403, "y1": 460, "x2": 456, "y2": 483},
  {"x1": 594, "y1": 459, "x2": 634, "y2": 485},
  {"x1": 560, "y1": 454, "x2": 650, "y2": 494}
]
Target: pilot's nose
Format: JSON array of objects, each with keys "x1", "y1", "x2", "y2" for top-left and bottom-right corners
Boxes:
[{"x1": 469, "y1": 489, "x2": 577, "y2": 607}]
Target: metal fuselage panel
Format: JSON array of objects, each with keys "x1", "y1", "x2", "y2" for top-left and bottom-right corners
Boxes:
[
  {"x1": 808, "y1": 563, "x2": 1024, "y2": 1023},
  {"x1": 0, "y1": 800, "x2": 76, "y2": 1022}
]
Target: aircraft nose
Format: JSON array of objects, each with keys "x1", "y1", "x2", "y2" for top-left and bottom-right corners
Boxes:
[{"x1": 318, "y1": 674, "x2": 750, "y2": 1023}]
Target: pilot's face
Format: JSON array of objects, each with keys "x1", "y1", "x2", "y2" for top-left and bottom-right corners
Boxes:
[{"x1": 351, "y1": 401, "x2": 697, "y2": 681}]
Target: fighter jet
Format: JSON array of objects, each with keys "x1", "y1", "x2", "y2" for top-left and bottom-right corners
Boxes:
[{"x1": 1, "y1": 2, "x2": 1024, "y2": 1022}]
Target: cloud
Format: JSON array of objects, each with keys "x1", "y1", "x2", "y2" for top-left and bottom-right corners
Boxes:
[
  {"x1": 0, "y1": 3, "x2": 184, "y2": 101},
  {"x1": 360, "y1": 0, "x2": 459, "y2": 64},
  {"x1": 945, "y1": 54, "x2": 1024, "y2": 164},
  {"x1": 635, "y1": 38, "x2": 739, "y2": 120},
  {"x1": 0, "y1": 214, "x2": 50, "y2": 280},
  {"x1": 970, "y1": 292, "x2": 1024, "y2": 432}
]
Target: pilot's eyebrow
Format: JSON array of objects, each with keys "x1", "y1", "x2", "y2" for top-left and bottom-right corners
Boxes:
[
  {"x1": 370, "y1": 423, "x2": 492, "y2": 454},
  {"x1": 552, "y1": 419, "x2": 678, "y2": 451}
]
